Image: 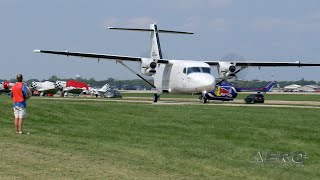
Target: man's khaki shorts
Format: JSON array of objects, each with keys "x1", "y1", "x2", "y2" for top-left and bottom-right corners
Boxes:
[{"x1": 13, "y1": 106, "x2": 27, "y2": 118}]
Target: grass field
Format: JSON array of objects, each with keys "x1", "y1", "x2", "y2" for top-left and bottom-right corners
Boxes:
[{"x1": 0, "y1": 95, "x2": 319, "y2": 179}]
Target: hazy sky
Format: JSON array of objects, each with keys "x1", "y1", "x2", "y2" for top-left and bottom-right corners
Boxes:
[{"x1": 1, "y1": 0, "x2": 320, "y2": 81}]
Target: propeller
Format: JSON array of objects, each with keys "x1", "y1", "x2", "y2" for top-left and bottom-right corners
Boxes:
[{"x1": 220, "y1": 52, "x2": 249, "y2": 81}]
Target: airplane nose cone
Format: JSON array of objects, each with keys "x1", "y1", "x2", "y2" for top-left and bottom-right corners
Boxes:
[
  {"x1": 200, "y1": 75, "x2": 215, "y2": 90},
  {"x1": 189, "y1": 73, "x2": 215, "y2": 91}
]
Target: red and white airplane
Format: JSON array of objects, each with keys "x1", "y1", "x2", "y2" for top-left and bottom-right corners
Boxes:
[
  {"x1": 29, "y1": 81, "x2": 59, "y2": 96},
  {"x1": 34, "y1": 24, "x2": 320, "y2": 102},
  {"x1": 0, "y1": 81, "x2": 14, "y2": 93},
  {"x1": 55, "y1": 80, "x2": 89, "y2": 97}
]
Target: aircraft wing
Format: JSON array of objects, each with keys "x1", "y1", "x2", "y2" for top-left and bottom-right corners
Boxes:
[
  {"x1": 33, "y1": 50, "x2": 169, "y2": 64},
  {"x1": 205, "y1": 61, "x2": 320, "y2": 67},
  {"x1": 34, "y1": 50, "x2": 320, "y2": 66}
]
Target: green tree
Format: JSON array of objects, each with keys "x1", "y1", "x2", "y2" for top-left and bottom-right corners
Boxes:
[{"x1": 48, "y1": 75, "x2": 59, "y2": 82}]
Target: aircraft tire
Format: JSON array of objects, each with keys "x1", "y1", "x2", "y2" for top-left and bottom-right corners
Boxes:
[
  {"x1": 153, "y1": 94, "x2": 158, "y2": 103},
  {"x1": 203, "y1": 97, "x2": 208, "y2": 104}
]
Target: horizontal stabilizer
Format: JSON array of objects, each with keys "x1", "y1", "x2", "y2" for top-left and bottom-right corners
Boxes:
[{"x1": 108, "y1": 26, "x2": 193, "y2": 34}]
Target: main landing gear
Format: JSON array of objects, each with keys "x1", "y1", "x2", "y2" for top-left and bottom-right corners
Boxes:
[
  {"x1": 153, "y1": 93, "x2": 160, "y2": 103},
  {"x1": 115, "y1": 60, "x2": 160, "y2": 103}
]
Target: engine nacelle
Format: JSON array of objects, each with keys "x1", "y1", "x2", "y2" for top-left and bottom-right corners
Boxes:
[
  {"x1": 217, "y1": 62, "x2": 237, "y2": 79},
  {"x1": 140, "y1": 58, "x2": 157, "y2": 76}
]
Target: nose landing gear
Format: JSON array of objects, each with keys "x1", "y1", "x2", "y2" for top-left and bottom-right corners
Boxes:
[{"x1": 199, "y1": 93, "x2": 208, "y2": 104}]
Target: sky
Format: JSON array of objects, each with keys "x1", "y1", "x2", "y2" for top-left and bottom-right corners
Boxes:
[{"x1": 1, "y1": 0, "x2": 320, "y2": 81}]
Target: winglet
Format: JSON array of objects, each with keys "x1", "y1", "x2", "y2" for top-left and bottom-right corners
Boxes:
[{"x1": 33, "y1": 49, "x2": 41, "y2": 53}]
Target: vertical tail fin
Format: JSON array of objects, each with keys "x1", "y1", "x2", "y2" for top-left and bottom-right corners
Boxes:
[
  {"x1": 99, "y1": 83, "x2": 110, "y2": 92},
  {"x1": 150, "y1": 24, "x2": 162, "y2": 59},
  {"x1": 265, "y1": 81, "x2": 276, "y2": 92}
]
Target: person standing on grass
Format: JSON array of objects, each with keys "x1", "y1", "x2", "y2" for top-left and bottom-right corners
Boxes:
[{"x1": 10, "y1": 74, "x2": 30, "y2": 134}]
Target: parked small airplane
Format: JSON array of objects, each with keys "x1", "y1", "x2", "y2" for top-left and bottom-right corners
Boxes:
[
  {"x1": 89, "y1": 84, "x2": 111, "y2": 97},
  {"x1": 96, "y1": 83, "x2": 111, "y2": 97},
  {"x1": 202, "y1": 81, "x2": 276, "y2": 103},
  {"x1": 34, "y1": 24, "x2": 320, "y2": 102},
  {"x1": 55, "y1": 80, "x2": 89, "y2": 97},
  {"x1": 29, "y1": 81, "x2": 59, "y2": 96},
  {"x1": 0, "y1": 81, "x2": 14, "y2": 93}
]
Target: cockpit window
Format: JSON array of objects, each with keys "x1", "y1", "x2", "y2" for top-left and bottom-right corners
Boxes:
[
  {"x1": 187, "y1": 67, "x2": 201, "y2": 74},
  {"x1": 187, "y1": 67, "x2": 211, "y2": 75},
  {"x1": 201, "y1": 67, "x2": 211, "y2": 74}
]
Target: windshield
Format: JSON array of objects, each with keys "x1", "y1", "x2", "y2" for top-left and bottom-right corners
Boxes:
[
  {"x1": 201, "y1": 67, "x2": 211, "y2": 74},
  {"x1": 187, "y1": 67, "x2": 211, "y2": 75}
]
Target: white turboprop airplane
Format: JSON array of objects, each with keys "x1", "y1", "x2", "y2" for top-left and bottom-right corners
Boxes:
[
  {"x1": 29, "y1": 81, "x2": 59, "y2": 96},
  {"x1": 34, "y1": 24, "x2": 320, "y2": 102}
]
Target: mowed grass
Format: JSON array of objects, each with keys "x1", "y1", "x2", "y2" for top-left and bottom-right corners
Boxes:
[{"x1": 0, "y1": 95, "x2": 319, "y2": 179}]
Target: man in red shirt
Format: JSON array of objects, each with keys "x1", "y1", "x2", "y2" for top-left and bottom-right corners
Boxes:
[{"x1": 10, "y1": 74, "x2": 30, "y2": 134}]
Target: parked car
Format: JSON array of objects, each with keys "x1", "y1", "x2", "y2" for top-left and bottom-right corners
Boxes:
[
  {"x1": 105, "y1": 89, "x2": 122, "y2": 98},
  {"x1": 244, "y1": 93, "x2": 265, "y2": 103}
]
